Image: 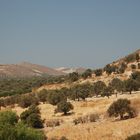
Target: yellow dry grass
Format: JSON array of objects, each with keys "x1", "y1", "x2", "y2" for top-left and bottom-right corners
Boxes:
[
  {"x1": 3, "y1": 92, "x2": 140, "y2": 140},
  {"x1": 45, "y1": 93, "x2": 140, "y2": 140}
]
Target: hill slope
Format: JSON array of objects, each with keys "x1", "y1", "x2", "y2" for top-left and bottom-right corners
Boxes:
[{"x1": 0, "y1": 62, "x2": 64, "y2": 78}]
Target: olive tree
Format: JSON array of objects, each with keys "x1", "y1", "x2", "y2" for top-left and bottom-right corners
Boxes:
[{"x1": 107, "y1": 99, "x2": 135, "y2": 120}]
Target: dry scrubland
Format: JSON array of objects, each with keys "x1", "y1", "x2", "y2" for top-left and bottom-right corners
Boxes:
[{"x1": 3, "y1": 92, "x2": 140, "y2": 140}]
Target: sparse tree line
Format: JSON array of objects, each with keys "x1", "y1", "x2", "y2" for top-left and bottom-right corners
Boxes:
[
  {"x1": 1, "y1": 71, "x2": 140, "y2": 110},
  {"x1": 0, "y1": 53, "x2": 139, "y2": 98},
  {"x1": 0, "y1": 75, "x2": 66, "y2": 98}
]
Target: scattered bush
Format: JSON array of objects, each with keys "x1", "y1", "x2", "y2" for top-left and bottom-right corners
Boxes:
[
  {"x1": 107, "y1": 99, "x2": 136, "y2": 120},
  {"x1": 46, "y1": 119, "x2": 62, "y2": 127},
  {"x1": 37, "y1": 89, "x2": 48, "y2": 103},
  {"x1": 47, "y1": 90, "x2": 67, "y2": 105},
  {"x1": 124, "y1": 79, "x2": 139, "y2": 94},
  {"x1": 101, "y1": 86, "x2": 113, "y2": 98},
  {"x1": 69, "y1": 72, "x2": 79, "y2": 82},
  {"x1": 118, "y1": 62, "x2": 127, "y2": 74},
  {"x1": 55, "y1": 101, "x2": 73, "y2": 115},
  {"x1": 138, "y1": 63, "x2": 140, "y2": 69},
  {"x1": 109, "y1": 78, "x2": 124, "y2": 96},
  {"x1": 131, "y1": 64, "x2": 136, "y2": 69},
  {"x1": 73, "y1": 113, "x2": 99, "y2": 125},
  {"x1": 94, "y1": 69, "x2": 103, "y2": 76},
  {"x1": 125, "y1": 54, "x2": 136, "y2": 63},
  {"x1": 18, "y1": 94, "x2": 39, "y2": 108},
  {"x1": 93, "y1": 81, "x2": 106, "y2": 97},
  {"x1": 20, "y1": 105, "x2": 44, "y2": 128},
  {"x1": 70, "y1": 84, "x2": 90, "y2": 101},
  {"x1": 82, "y1": 69, "x2": 92, "y2": 79},
  {"x1": 126, "y1": 133, "x2": 140, "y2": 140},
  {"x1": 104, "y1": 64, "x2": 117, "y2": 75},
  {"x1": 136, "y1": 53, "x2": 140, "y2": 62}
]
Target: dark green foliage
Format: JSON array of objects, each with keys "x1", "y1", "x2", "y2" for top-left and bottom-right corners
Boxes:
[
  {"x1": 20, "y1": 105, "x2": 43, "y2": 128},
  {"x1": 94, "y1": 69, "x2": 103, "y2": 76},
  {"x1": 131, "y1": 71, "x2": 140, "y2": 80},
  {"x1": 138, "y1": 63, "x2": 140, "y2": 69},
  {"x1": 118, "y1": 63, "x2": 127, "y2": 74},
  {"x1": 136, "y1": 53, "x2": 140, "y2": 62},
  {"x1": 82, "y1": 69, "x2": 92, "y2": 79},
  {"x1": 101, "y1": 86, "x2": 113, "y2": 98},
  {"x1": 0, "y1": 111, "x2": 18, "y2": 125},
  {"x1": 47, "y1": 90, "x2": 67, "y2": 105},
  {"x1": 37, "y1": 89, "x2": 48, "y2": 103},
  {"x1": 125, "y1": 54, "x2": 136, "y2": 63},
  {"x1": 18, "y1": 95, "x2": 39, "y2": 108},
  {"x1": 107, "y1": 99, "x2": 135, "y2": 120},
  {"x1": 0, "y1": 110, "x2": 46, "y2": 140},
  {"x1": 55, "y1": 101, "x2": 73, "y2": 115},
  {"x1": 69, "y1": 72, "x2": 79, "y2": 82},
  {"x1": 110, "y1": 78, "x2": 124, "y2": 95},
  {"x1": 0, "y1": 122, "x2": 46, "y2": 140},
  {"x1": 104, "y1": 64, "x2": 117, "y2": 75},
  {"x1": 69, "y1": 84, "x2": 91, "y2": 101},
  {"x1": 26, "y1": 113, "x2": 44, "y2": 128},
  {"x1": 126, "y1": 133, "x2": 140, "y2": 140},
  {"x1": 131, "y1": 64, "x2": 136, "y2": 69},
  {"x1": 0, "y1": 76, "x2": 67, "y2": 98},
  {"x1": 124, "y1": 79, "x2": 139, "y2": 94},
  {"x1": 93, "y1": 81, "x2": 106, "y2": 97}
]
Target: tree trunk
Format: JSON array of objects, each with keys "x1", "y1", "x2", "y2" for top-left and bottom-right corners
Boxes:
[
  {"x1": 64, "y1": 111, "x2": 67, "y2": 115},
  {"x1": 120, "y1": 114, "x2": 124, "y2": 120}
]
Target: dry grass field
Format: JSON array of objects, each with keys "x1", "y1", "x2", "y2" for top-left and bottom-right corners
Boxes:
[{"x1": 3, "y1": 92, "x2": 140, "y2": 140}]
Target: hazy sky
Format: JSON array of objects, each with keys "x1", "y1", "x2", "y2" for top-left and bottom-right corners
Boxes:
[{"x1": 0, "y1": 0, "x2": 140, "y2": 68}]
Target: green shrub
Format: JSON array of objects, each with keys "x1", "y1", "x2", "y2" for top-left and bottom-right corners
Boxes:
[
  {"x1": 93, "y1": 81, "x2": 106, "y2": 97},
  {"x1": 55, "y1": 101, "x2": 73, "y2": 115},
  {"x1": 37, "y1": 89, "x2": 48, "y2": 103},
  {"x1": 47, "y1": 91, "x2": 66, "y2": 105},
  {"x1": 69, "y1": 72, "x2": 79, "y2": 82},
  {"x1": 18, "y1": 95, "x2": 39, "y2": 108},
  {"x1": 82, "y1": 69, "x2": 92, "y2": 79},
  {"x1": 94, "y1": 69, "x2": 102, "y2": 76},
  {"x1": 107, "y1": 99, "x2": 136, "y2": 120},
  {"x1": 20, "y1": 105, "x2": 43, "y2": 128},
  {"x1": 125, "y1": 54, "x2": 136, "y2": 63},
  {"x1": 131, "y1": 64, "x2": 136, "y2": 69},
  {"x1": 0, "y1": 111, "x2": 18, "y2": 125}
]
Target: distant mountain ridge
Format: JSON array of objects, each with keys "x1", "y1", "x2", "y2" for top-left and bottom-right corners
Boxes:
[
  {"x1": 55, "y1": 67, "x2": 86, "y2": 74},
  {"x1": 0, "y1": 62, "x2": 65, "y2": 78}
]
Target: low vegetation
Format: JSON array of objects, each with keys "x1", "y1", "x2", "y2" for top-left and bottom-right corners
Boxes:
[
  {"x1": 107, "y1": 99, "x2": 136, "y2": 120},
  {"x1": 0, "y1": 110, "x2": 46, "y2": 140}
]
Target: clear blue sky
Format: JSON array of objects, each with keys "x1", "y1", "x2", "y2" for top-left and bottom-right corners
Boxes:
[{"x1": 0, "y1": 0, "x2": 140, "y2": 68}]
